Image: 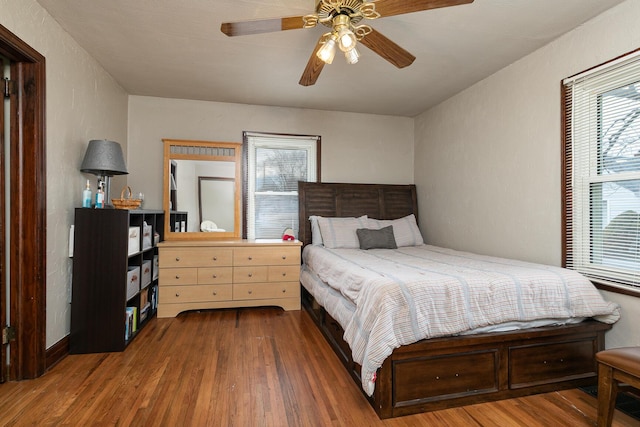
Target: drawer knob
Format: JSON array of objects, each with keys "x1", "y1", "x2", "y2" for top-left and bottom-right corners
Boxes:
[
  {"x1": 213, "y1": 256, "x2": 217, "y2": 261},
  {"x1": 212, "y1": 274, "x2": 217, "y2": 279},
  {"x1": 175, "y1": 275, "x2": 180, "y2": 279},
  {"x1": 175, "y1": 293, "x2": 180, "y2": 297},
  {"x1": 213, "y1": 291, "x2": 217, "y2": 296},
  {"x1": 175, "y1": 257, "x2": 180, "y2": 262},
  {"x1": 282, "y1": 289, "x2": 286, "y2": 293},
  {"x1": 248, "y1": 273, "x2": 253, "y2": 277},
  {"x1": 282, "y1": 272, "x2": 286, "y2": 277},
  {"x1": 248, "y1": 290, "x2": 252, "y2": 294},
  {"x1": 282, "y1": 255, "x2": 286, "y2": 260},
  {"x1": 248, "y1": 256, "x2": 253, "y2": 260}
]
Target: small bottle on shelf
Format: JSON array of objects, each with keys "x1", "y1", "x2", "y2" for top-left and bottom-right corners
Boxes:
[
  {"x1": 82, "y1": 180, "x2": 92, "y2": 208},
  {"x1": 95, "y1": 182, "x2": 104, "y2": 209}
]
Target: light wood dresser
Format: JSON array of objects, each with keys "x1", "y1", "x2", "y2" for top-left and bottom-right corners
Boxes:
[{"x1": 157, "y1": 239, "x2": 301, "y2": 317}]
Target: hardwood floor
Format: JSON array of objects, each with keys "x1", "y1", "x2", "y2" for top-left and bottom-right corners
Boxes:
[{"x1": 0, "y1": 308, "x2": 636, "y2": 426}]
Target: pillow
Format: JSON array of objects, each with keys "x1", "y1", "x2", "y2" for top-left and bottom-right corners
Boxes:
[
  {"x1": 317, "y1": 215, "x2": 369, "y2": 249},
  {"x1": 356, "y1": 226, "x2": 397, "y2": 250},
  {"x1": 308, "y1": 215, "x2": 323, "y2": 246},
  {"x1": 367, "y1": 214, "x2": 424, "y2": 247}
]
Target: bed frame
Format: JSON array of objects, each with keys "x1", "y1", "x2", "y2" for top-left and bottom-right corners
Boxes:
[{"x1": 298, "y1": 181, "x2": 612, "y2": 419}]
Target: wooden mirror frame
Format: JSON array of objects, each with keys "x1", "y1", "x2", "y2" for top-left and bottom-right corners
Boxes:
[{"x1": 163, "y1": 139, "x2": 242, "y2": 240}]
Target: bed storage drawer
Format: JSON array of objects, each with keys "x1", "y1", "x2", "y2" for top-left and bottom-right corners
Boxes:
[
  {"x1": 509, "y1": 339, "x2": 596, "y2": 388},
  {"x1": 393, "y1": 350, "x2": 499, "y2": 404}
]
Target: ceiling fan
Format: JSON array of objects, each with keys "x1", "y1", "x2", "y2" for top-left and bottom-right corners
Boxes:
[{"x1": 220, "y1": 0, "x2": 474, "y2": 86}]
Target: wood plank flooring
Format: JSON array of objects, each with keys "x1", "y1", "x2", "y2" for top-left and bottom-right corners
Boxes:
[{"x1": 0, "y1": 308, "x2": 637, "y2": 426}]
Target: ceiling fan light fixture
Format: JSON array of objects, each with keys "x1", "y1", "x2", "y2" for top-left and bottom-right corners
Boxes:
[
  {"x1": 337, "y1": 27, "x2": 357, "y2": 52},
  {"x1": 317, "y1": 34, "x2": 338, "y2": 64},
  {"x1": 344, "y1": 46, "x2": 360, "y2": 65},
  {"x1": 332, "y1": 14, "x2": 357, "y2": 53}
]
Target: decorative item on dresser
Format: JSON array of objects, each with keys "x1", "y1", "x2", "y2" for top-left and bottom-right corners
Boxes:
[
  {"x1": 70, "y1": 209, "x2": 164, "y2": 353},
  {"x1": 157, "y1": 239, "x2": 301, "y2": 317}
]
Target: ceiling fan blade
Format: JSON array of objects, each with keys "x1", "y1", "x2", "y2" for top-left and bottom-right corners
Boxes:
[
  {"x1": 299, "y1": 37, "x2": 327, "y2": 87},
  {"x1": 221, "y1": 16, "x2": 306, "y2": 37},
  {"x1": 372, "y1": 0, "x2": 474, "y2": 18},
  {"x1": 359, "y1": 29, "x2": 415, "y2": 68}
]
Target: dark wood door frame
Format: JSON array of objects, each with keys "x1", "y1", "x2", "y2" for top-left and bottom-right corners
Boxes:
[
  {"x1": 0, "y1": 57, "x2": 6, "y2": 383},
  {"x1": 0, "y1": 24, "x2": 47, "y2": 380}
]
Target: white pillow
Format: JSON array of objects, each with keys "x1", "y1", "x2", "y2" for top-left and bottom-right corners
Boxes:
[
  {"x1": 309, "y1": 215, "x2": 323, "y2": 246},
  {"x1": 367, "y1": 214, "x2": 424, "y2": 247},
  {"x1": 317, "y1": 215, "x2": 369, "y2": 249}
]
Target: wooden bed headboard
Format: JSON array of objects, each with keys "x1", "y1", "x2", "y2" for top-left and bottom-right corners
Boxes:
[{"x1": 297, "y1": 182, "x2": 418, "y2": 246}]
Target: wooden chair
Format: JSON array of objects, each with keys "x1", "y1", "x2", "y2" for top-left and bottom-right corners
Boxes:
[{"x1": 596, "y1": 347, "x2": 640, "y2": 427}]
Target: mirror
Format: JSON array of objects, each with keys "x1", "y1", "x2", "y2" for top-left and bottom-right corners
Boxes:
[
  {"x1": 163, "y1": 139, "x2": 242, "y2": 240},
  {"x1": 198, "y1": 177, "x2": 235, "y2": 231}
]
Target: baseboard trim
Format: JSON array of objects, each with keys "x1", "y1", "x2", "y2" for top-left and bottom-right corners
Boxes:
[{"x1": 45, "y1": 335, "x2": 69, "y2": 370}]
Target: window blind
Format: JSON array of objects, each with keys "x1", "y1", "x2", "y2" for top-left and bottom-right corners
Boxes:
[
  {"x1": 244, "y1": 132, "x2": 319, "y2": 239},
  {"x1": 563, "y1": 52, "x2": 640, "y2": 288}
]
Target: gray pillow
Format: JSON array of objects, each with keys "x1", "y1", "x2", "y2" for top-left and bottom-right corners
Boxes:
[{"x1": 356, "y1": 226, "x2": 397, "y2": 250}]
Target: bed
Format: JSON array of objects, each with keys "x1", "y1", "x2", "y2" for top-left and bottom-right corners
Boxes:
[{"x1": 297, "y1": 181, "x2": 620, "y2": 419}]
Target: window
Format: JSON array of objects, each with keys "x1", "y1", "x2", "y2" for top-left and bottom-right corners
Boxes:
[
  {"x1": 243, "y1": 132, "x2": 320, "y2": 239},
  {"x1": 563, "y1": 52, "x2": 640, "y2": 289}
]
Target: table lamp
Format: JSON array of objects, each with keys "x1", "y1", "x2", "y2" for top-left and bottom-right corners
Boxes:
[{"x1": 80, "y1": 139, "x2": 128, "y2": 207}]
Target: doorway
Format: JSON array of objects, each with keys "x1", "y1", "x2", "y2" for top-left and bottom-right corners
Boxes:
[{"x1": 0, "y1": 24, "x2": 47, "y2": 382}]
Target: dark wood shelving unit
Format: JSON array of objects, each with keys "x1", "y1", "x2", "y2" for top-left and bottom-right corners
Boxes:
[{"x1": 70, "y1": 208, "x2": 164, "y2": 354}]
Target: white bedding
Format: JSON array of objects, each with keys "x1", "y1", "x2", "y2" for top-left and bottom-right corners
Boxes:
[{"x1": 301, "y1": 244, "x2": 620, "y2": 396}]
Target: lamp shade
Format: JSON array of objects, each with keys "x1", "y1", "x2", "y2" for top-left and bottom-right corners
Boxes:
[{"x1": 80, "y1": 139, "x2": 128, "y2": 176}]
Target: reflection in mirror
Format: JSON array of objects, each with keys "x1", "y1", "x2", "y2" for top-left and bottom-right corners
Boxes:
[
  {"x1": 163, "y1": 139, "x2": 242, "y2": 240},
  {"x1": 199, "y1": 177, "x2": 235, "y2": 232}
]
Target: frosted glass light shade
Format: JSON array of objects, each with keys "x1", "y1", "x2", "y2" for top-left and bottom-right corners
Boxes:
[
  {"x1": 344, "y1": 46, "x2": 360, "y2": 65},
  {"x1": 317, "y1": 36, "x2": 337, "y2": 64}
]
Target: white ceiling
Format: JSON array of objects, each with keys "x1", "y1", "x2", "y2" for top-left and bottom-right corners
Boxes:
[{"x1": 36, "y1": 0, "x2": 627, "y2": 117}]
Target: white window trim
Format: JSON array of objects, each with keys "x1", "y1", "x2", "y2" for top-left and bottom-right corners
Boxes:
[
  {"x1": 245, "y1": 132, "x2": 318, "y2": 240},
  {"x1": 564, "y1": 52, "x2": 640, "y2": 289}
]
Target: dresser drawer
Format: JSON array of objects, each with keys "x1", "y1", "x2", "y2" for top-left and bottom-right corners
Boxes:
[
  {"x1": 198, "y1": 267, "x2": 233, "y2": 284},
  {"x1": 233, "y1": 247, "x2": 300, "y2": 266},
  {"x1": 160, "y1": 284, "x2": 232, "y2": 303},
  {"x1": 233, "y1": 266, "x2": 268, "y2": 283},
  {"x1": 160, "y1": 248, "x2": 233, "y2": 267},
  {"x1": 233, "y1": 281, "x2": 299, "y2": 300},
  {"x1": 267, "y1": 265, "x2": 300, "y2": 282},
  {"x1": 159, "y1": 268, "x2": 198, "y2": 285}
]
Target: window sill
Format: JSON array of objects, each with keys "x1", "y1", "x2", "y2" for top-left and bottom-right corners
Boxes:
[{"x1": 592, "y1": 279, "x2": 640, "y2": 298}]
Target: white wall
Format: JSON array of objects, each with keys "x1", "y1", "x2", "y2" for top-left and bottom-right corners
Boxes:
[
  {"x1": 414, "y1": 0, "x2": 640, "y2": 348},
  {"x1": 1, "y1": 0, "x2": 129, "y2": 347},
  {"x1": 127, "y1": 96, "x2": 415, "y2": 210}
]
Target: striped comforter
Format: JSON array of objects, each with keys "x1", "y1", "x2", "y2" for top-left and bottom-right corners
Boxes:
[{"x1": 301, "y1": 244, "x2": 620, "y2": 396}]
